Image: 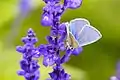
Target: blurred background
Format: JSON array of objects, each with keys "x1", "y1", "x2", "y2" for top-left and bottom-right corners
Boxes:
[{"x1": 0, "y1": 0, "x2": 120, "y2": 80}]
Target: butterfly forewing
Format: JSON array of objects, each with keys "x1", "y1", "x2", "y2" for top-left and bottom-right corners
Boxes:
[
  {"x1": 69, "y1": 18, "x2": 90, "y2": 40},
  {"x1": 77, "y1": 25, "x2": 102, "y2": 47}
]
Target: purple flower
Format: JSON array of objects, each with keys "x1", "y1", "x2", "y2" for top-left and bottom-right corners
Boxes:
[
  {"x1": 43, "y1": 0, "x2": 60, "y2": 4},
  {"x1": 60, "y1": 49, "x2": 72, "y2": 64},
  {"x1": 72, "y1": 47, "x2": 83, "y2": 55},
  {"x1": 16, "y1": 46, "x2": 25, "y2": 53},
  {"x1": 17, "y1": 0, "x2": 84, "y2": 79},
  {"x1": 50, "y1": 27, "x2": 58, "y2": 36},
  {"x1": 50, "y1": 23, "x2": 67, "y2": 42},
  {"x1": 58, "y1": 42, "x2": 66, "y2": 51},
  {"x1": 65, "y1": 0, "x2": 83, "y2": 9},
  {"x1": 46, "y1": 36, "x2": 55, "y2": 44},
  {"x1": 41, "y1": 0, "x2": 83, "y2": 79},
  {"x1": 41, "y1": 12, "x2": 53, "y2": 26},
  {"x1": 16, "y1": 28, "x2": 40, "y2": 80},
  {"x1": 49, "y1": 65, "x2": 71, "y2": 80},
  {"x1": 17, "y1": 70, "x2": 25, "y2": 76},
  {"x1": 43, "y1": 55, "x2": 58, "y2": 67},
  {"x1": 41, "y1": 2, "x2": 65, "y2": 27},
  {"x1": 58, "y1": 23, "x2": 67, "y2": 41},
  {"x1": 43, "y1": 2, "x2": 63, "y2": 13},
  {"x1": 39, "y1": 44, "x2": 59, "y2": 67},
  {"x1": 46, "y1": 35, "x2": 66, "y2": 51},
  {"x1": 18, "y1": 69, "x2": 40, "y2": 80}
]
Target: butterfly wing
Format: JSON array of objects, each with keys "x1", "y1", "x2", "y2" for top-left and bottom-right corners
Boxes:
[
  {"x1": 65, "y1": 18, "x2": 90, "y2": 48},
  {"x1": 69, "y1": 18, "x2": 102, "y2": 47},
  {"x1": 77, "y1": 25, "x2": 102, "y2": 47},
  {"x1": 69, "y1": 18, "x2": 90, "y2": 40},
  {"x1": 69, "y1": 32, "x2": 79, "y2": 48}
]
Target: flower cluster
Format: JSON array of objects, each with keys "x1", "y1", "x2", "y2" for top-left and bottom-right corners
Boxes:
[
  {"x1": 40, "y1": 0, "x2": 83, "y2": 79},
  {"x1": 16, "y1": 28, "x2": 40, "y2": 80},
  {"x1": 17, "y1": 0, "x2": 83, "y2": 80},
  {"x1": 48, "y1": 65, "x2": 71, "y2": 80}
]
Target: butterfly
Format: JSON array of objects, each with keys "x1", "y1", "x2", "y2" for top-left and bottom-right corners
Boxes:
[{"x1": 65, "y1": 18, "x2": 102, "y2": 48}]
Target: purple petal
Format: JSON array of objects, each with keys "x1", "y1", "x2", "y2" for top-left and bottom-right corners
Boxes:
[
  {"x1": 46, "y1": 36, "x2": 55, "y2": 44},
  {"x1": 58, "y1": 31, "x2": 67, "y2": 42},
  {"x1": 43, "y1": 0, "x2": 60, "y2": 4},
  {"x1": 34, "y1": 70, "x2": 40, "y2": 80},
  {"x1": 38, "y1": 44, "x2": 47, "y2": 55},
  {"x1": 27, "y1": 28, "x2": 35, "y2": 35},
  {"x1": 20, "y1": 59, "x2": 29, "y2": 72},
  {"x1": 72, "y1": 47, "x2": 83, "y2": 55},
  {"x1": 49, "y1": 65, "x2": 71, "y2": 79},
  {"x1": 33, "y1": 50, "x2": 41, "y2": 58},
  {"x1": 16, "y1": 46, "x2": 25, "y2": 53},
  {"x1": 60, "y1": 55, "x2": 70, "y2": 64},
  {"x1": 58, "y1": 42, "x2": 66, "y2": 51},
  {"x1": 43, "y1": 56, "x2": 56, "y2": 67},
  {"x1": 66, "y1": 0, "x2": 82, "y2": 9},
  {"x1": 21, "y1": 28, "x2": 38, "y2": 44},
  {"x1": 30, "y1": 60, "x2": 40, "y2": 73},
  {"x1": 58, "y1": 23, "x2": 66, "y2": 31},
  {"x1": 17, "y1": 70, "x2": 25, "y2": 76},
  {"x1": 24, "y1": 73, "x2": 31, "y2": 79},
  {"x1": 41, "y1": 13, "x2": 53, "y2": 26},
  {"x1": 50, "y1": 29, "x2": 58, "y2": 36}
]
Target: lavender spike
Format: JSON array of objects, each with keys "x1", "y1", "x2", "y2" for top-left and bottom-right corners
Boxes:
[
  {"x1": 40, "y1": 0, "x2": 83, "y2": 79},
  {"x1": 16, "y1": 28, "x2": 40, "y2": 80}
]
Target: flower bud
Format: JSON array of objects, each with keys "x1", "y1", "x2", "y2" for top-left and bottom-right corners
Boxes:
[
  {"x1": 66, "y1": 0, "x2": 82, "y2": 9},
  {"x1": 41, "y1": 13, "x2": 53, "y2": 26}
]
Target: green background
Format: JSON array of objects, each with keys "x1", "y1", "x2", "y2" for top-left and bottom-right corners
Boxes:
[{"x1": 0, "y1": 0, "x2": 120, "y2": 80}]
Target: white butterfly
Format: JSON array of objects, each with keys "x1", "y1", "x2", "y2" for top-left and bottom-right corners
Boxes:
[{"x1": 65, "y1": 18, "x2": 102, "y2": 48}]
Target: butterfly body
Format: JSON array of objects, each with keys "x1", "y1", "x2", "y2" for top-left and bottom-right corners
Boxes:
[{"x1": 65, "y1": 18, "x2": 102, "y2": 48}]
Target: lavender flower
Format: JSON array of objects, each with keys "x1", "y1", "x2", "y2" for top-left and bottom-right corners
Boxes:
[
  {"x1": 39, "y1": 44, "x2": 59, "y2": 67},
  {"x1": 17, "y1": 0, "x2": 83, "y2": 79},
  {"x1": 110, "y1": 61, "x2": 120, "y2": 80},
  {"x1": 41, "y1": 12, "x2": 53, "y2": 26},
  {"x1": 48, "y1": 65, "x2": 71, "y2": 80},
  {"x1": 65, "y1": 0, "x2": 83, "y2": 9},
  {"x1": 40, "y1": 0, "x2": 83, "y2": 79},
  {"x1": 46, "y1": 0, "x2": 61, "y2": 3},
  {"x1": 16, "y1": 28, "x2": 40, "y2": 80}
]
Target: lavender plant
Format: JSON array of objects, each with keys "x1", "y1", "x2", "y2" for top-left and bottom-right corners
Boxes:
[
  {"x1": 17, "y1": 0, "x2": 83, "y2": 80},
  {"x1": 16, "y1": 28, "x2": 40, "y2": 80},
  {"x1": 40, "y1": 0, "x2": 83, "y2": 79}
]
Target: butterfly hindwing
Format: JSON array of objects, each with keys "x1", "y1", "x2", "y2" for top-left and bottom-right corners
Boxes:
[{"x1": 77, "y1": 25, "x2": 102, "y2": 46}]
